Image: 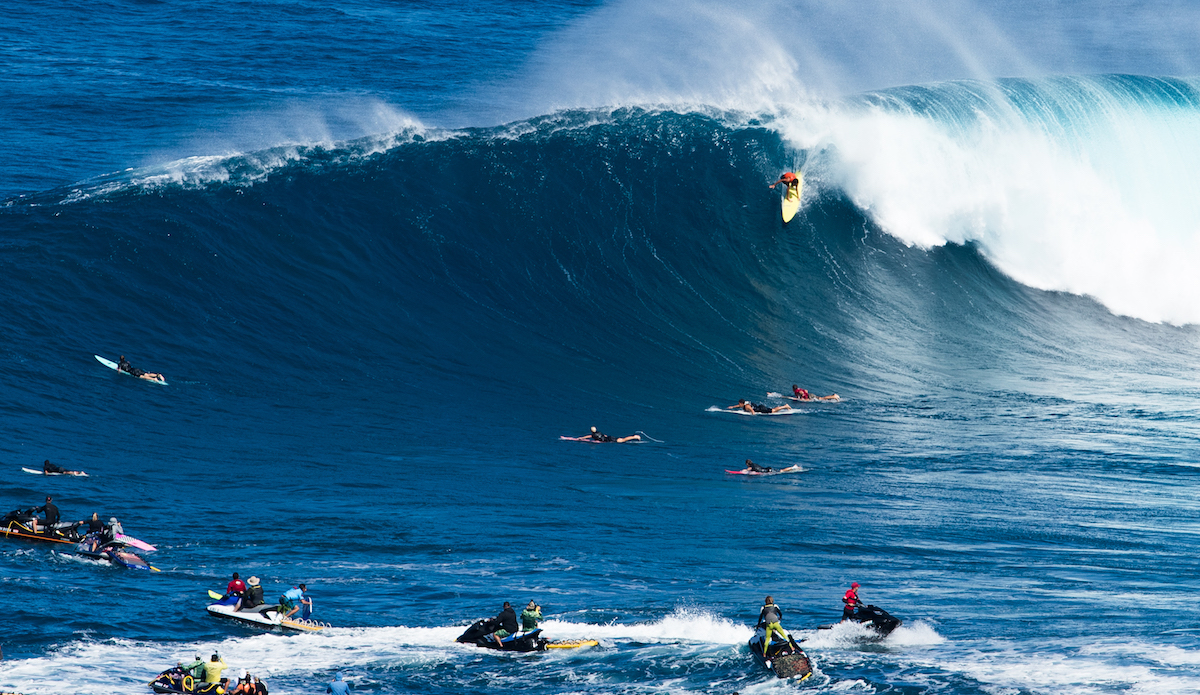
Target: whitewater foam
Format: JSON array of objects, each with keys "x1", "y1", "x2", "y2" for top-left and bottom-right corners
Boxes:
[{"x1": 783, "y1": 76, "x2": 1200, "y2": 325}]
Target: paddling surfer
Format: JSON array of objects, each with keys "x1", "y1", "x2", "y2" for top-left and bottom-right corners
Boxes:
[
  {"x1": 117, "y1": 355, "x2": 165, "y2": 382},
  {"x1": 745, "y1": 459, "x2": 772, "y2": 473},
  {"x1": 585, "y1": 426, "x2": 641, "y2": 443},
  {"x1": 729, "y1": 399, "x2": 791, "y2": 414},
  {"x1": 792, "y1": 384, "x2": 839, "y2": 401}
]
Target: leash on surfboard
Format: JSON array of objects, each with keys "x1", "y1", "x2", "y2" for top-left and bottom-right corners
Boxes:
[{"x1": 635, "y1": 431, "x2": 663, "y2": 442}]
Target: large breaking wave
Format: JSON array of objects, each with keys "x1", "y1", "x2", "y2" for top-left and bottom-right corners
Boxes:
[{"x1": 3, "y1": 75, "x2": 1198, "y2": 427}]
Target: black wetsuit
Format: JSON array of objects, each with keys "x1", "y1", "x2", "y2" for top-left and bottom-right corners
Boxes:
[
  {"x1": 117, "y1": 357, "x2": 145, "y2": 377},
  {"x1": 85, "y1": 517, "x2": 104, "y2": 534},
  {"x1": 751, "y1": 402, "x2": 773, "y2": 414},
  {"x1": 757, "y1": 603, "x2": 782, "y2": 628},
  {"x1": 590, "y1": 432, "x2": 617, "y2": 443},
  {"x1": 44, "y1": 461, "x2": 66, "y2": 474},
  {"x1": 37, "y1": 502, "x2": 60, "y2": 527},
  {"x1": 242, "y1": 585, "x2": 265, "y2": 609},
  {"x1": 495, "y1": 606, "x2": 518, "y2": 635},
  {"x1": 747, "y1": 461, "x2": 772, "y2": 473}
]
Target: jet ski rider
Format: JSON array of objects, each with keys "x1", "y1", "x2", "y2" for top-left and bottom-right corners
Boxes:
[
  {"x1": 842, "y1": 581, "x2": 862, "y2": 620},
  {"x1": 491, "y1": 601, "x2": 519, "y2": 647},
  {"x1": 520, "y1": 601, "x2": 542, "y2": 632},
  {"x1": 237, "y1": 575, "x2": 265, "y2": 611},
  {"x1": 756, "y1": 595, "x2": 800, "y2": 658},
  {"x1": 30, "y1": 495, "x2": 59, "y2": 534},
  {"x1": 227, "y1": 572, "x2": 247, "y2": 598}
]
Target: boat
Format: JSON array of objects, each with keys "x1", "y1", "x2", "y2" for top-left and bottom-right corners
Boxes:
[
  {"x1": 147, "y1": 669, "x2": 225, "y2": 694},
  {"x1": 817, "y1": 604, "x2": 903, "y2": 637},
  {"x1": 73, "y1": 534, "x2": 156, "y2": 571},
  {"x1": 206, "y1": 592, "x2": 329, "y2": 632},
  {"x1": 748, "y1": 627, "x2": 812, "y2": 680},
  {"x1": 0, "y1": 508, "x2": 81, "y2": 545}
]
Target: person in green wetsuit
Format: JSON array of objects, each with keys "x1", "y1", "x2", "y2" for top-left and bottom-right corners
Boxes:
[
  {"x1": 182, "y1": 654, "x2": 206, "y2": 680},
  {"x1": 520, "y1": 601, "x2": 542, "y2": 632}
]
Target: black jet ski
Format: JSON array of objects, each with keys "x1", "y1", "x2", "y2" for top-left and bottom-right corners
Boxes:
[
  {"x1": 0, "y1": 508, "x2": 82, "y2": 546},
  {"x1": 748, "y1": 627, "x2": 812, "y2": 680},
  {"x1": 818, "y1": 604, "x2": 903, "y2": 637},
  {"x1": 148, "y1": 669, "x2": 225, "y2": 694},
  {"x1": 456, "y1": 618, "x2": 548, "y2": 652}
]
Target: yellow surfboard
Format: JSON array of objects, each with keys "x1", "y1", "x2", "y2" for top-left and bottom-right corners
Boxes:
[
  {"x1": 781, "y1": 174, "x2": 802, "y2": 223},
  {"x1": 545, "y1": 639, "x2": 599, "y2": 649}
]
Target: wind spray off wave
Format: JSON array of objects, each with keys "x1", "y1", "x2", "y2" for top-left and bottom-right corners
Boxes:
[{"x1": 784, "y1": 75, "x2": 1200, "y2": 325}]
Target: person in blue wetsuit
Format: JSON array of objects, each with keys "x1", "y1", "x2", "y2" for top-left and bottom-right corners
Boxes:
[
  {"x1": 281, "y1": 584, "x2": 312, "y2": 620},
  {"x1": 326, "y1": 673, "x2": 350, "y2": 695}
]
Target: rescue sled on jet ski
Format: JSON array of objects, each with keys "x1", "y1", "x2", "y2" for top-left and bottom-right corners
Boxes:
[
  {"x1": 455, "y1": 618, "x2": 599, "y2": 652},
  {"x1": 748, "y1": 627, "x2": 812, "y2": 680},
  {"x1": 817, "y1": 604, "x2": 902, "y2": 637},
  {"x1": 206, "y1": 591, "x2": 329, "y2": 632},
  {"x1": 148, "y1": 669, "x2": 225, "y2": 694},
  {"x1": 0, "y1": 508, "x2": 82, "y2": 545},
  {"x1": 73, "y1": 533, "x2": 156, "y2": 570}
]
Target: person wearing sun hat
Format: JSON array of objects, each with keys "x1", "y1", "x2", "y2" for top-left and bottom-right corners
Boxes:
[
  {"x1": 237, "y1": 575, "x2": 265, "y2": 611},
  {"x1": 520, "y1": 600, "x2": 542, "y2": 632},
  {"x1": 841, "y1": 582, "x2": 862, "y2": 621}
]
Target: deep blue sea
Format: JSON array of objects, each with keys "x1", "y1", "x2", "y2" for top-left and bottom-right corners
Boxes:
[{"x1": 5, "y1": 1, "x2": 1200, "y2": 693}]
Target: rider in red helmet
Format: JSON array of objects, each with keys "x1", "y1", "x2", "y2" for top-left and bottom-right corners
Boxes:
[{"x1": 841, "y1": 582, "x2": 861, "y2": 621}]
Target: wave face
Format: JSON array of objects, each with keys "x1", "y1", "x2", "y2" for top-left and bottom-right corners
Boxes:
[{"x1": 5, "y1": 83, "x2": 1200, "y2": 695}]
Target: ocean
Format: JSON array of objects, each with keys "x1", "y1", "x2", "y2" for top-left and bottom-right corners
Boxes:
[{"x1": 4, "y1": 1, "x2": 1200, "y2": 693}]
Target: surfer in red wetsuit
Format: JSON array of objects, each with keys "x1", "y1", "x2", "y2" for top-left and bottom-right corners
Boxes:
[
  {"x1": 769, "y1": 172, "x2": 800, "y2": 194},
  {"x1": 841, "y1": 582, "x2": 861, "y2": 620}
]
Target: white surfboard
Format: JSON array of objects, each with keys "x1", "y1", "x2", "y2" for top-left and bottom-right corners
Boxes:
[
  {"x1": 706, "y1": 406, "x2": 798, "y2": 417},
  {"x1": 95, "y1": 355, "x2": 167, "y2": 385},
  {"x1": 22, "y1": 467, "x2": 88, "y2": 477}
]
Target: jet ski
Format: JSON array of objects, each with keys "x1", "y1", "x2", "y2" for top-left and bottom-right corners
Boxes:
[
  {"x1": 0, "y1": 508, "x2": 82, "y2": 545},
  {"x1": 818, "y1": 604, "x2": 903, "y2": 637},
  {"x1": 148, "y1": 669, "x2": 225, "y2": 694},
  {"x1": 206, "y1": 591, "x2": 329, "y2": 632},
  {"x1": 748, "y1": 627, "x2": 812, "y2": 680},
  {"x1": 456, "y1": 618, "x2": 549, "y2": 652},
  {"x1": 73, "y1": 533, "x2": 155, "y2": 570}
]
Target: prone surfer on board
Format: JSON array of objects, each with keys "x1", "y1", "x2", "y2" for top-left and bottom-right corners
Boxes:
[
  {"x1": 730, "y1": 399, "x2": 792, "y2": 414},
  {"x1": 792, "y1": 384, "x2": 839, "y2": 401},
  {"x1": 117, "y1": 355, "x2": 165, "y2": 383},
  {"x1": 585, "y1": 426, "x2": 641, "y2": 443},
  {"x1": 745, "y1": 459, "x2": 772, "y2": 473}
]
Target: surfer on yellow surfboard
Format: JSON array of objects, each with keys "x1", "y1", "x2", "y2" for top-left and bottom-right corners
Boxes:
[{"x1": 770, "y1": 171, "x2": 803, "y2": 223}]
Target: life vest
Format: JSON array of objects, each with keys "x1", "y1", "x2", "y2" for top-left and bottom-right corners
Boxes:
[{"x1": 842, "y1": 588, "x2": 859, "y2": 608}]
